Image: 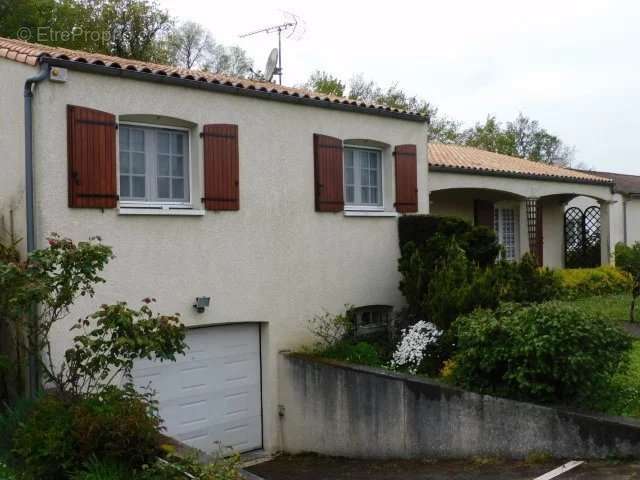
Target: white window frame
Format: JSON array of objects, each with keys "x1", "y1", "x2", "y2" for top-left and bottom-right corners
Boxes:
[
  {"x1": 118, "y1": 121, "x2": 192, "y2": 209},
  {"x1": 343, "y1": 145, "x2": 384, "y2": 212},
  {"x1": 494, "y1": 205, "x2": 520, "y2": 261}
]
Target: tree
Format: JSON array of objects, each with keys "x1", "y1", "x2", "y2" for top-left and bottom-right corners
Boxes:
[
  {"x1": 461, "y1": 113, "x2": 575, "y2": 166},
  {"x1": 461, "y1": 115, "x2": 517, "y2": 155},
  {"x1": 615, "y1": 242, "x2": 640, "y2": 322},
  {"x1": 93, "y1": 0, "x2": 173, "y2": 63},
  {"x1": 303, "y1": 70, "x2": 345, "y2": 96},
  {"x1": 167, "y1": 20, "x2": 214, "y2": 69},
  {"x1": 207, "y1": 44, "x2": 253, "y2": 77},
  {"x1": 0, "y1": 234, "x2": 186, "y2": 397}
]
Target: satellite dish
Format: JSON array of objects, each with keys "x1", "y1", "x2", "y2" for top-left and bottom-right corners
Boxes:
[{"x1": 264, "y1": 48, "x2": 279, "y2": 82}]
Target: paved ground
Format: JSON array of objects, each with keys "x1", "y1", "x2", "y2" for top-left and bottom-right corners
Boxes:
[{"x1": 245, "y1": 455, "x2": 640, "y2": 479}]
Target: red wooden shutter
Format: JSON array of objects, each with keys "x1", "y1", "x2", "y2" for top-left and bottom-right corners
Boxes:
[
  {"x1": 474, "y1": 200, "x2": 495, "y2": 229},
  {"x1": 313, "y1": 134, "x2": 344, "y2": 212},
  {"x1": 394, "y1": 144, "x2": 418, "y2": 213},
  {"x1": 67, "y1": 105, "x2": 118, "y2": 208},
  {"x1": 201, "y1": 124, "x2": 239, "y2": 211}
]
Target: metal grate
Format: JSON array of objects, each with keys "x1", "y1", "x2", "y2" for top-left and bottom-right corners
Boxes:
[{"x1": 564, "y1": 205, "x2": 601, "y2": 268}]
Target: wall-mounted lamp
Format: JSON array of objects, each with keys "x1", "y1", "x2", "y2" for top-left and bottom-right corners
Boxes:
[{"x1": 193, "y1": 297, "x2": 211, "y2": 313}]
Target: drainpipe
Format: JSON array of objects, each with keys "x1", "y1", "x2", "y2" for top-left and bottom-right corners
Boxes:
[{"x1": 24, "y1": 63, "x2": 50, "y2": 397}]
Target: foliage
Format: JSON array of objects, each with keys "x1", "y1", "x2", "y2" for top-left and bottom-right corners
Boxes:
[
  {"x1": 137, "y1": 449, "x2": 240, "y2": 480},
  {"x1": 615, "y1": 242, "x2": 640, "y2": 322},
  {"x1": 557, "y1": 265, "x2": 633, "y2": 299},
  {"x1": 390, "y1": 321, "x2": 442, "y2": 374},
  {"x1": 398, "y1": 215, "x2": 500, "y2": 267},
  {"x1": 476, "y1": 254, "x2": 561, "y2": 305},
  {"x1": 70, "y1": 458, "x2": 130, "y2": 480},
  {"x1": 303, "y1": 70, "x2": 345, "y2": 96},
  {"x1": 0, "y1": 234, "x2": 186, "y2": 396},
  {"x1": 0, "y1": 0, "x2": 254, "y2": 75},
  {"x1": 452, "y1": 303, "x2": 632, "y2": 405},
  {"x1": 62, "y1": 300, "x2": 186, "y2": 396},
  {"x1": 460, "y1": 113, "x2": 575, "y2": 166},
  {"x1": 0, "y1": 461, "x2": 16, "y2": 480},
  {"x1": 10, "y1": 394, "x2": 75, "y2": 479},
  {"x1": 70, "y1": 385, "x2": 161, "y2": 468},
  {"x1": 423, "y1": 242, "x2": 476, "y2": 333},
  {"x1": 600, "y1": 341, "x2": 640, "y2": 418},
  {"x1": 318, "y1": 341, "x2": 382, "y2": 367},
  {"x1": 10, "y1": 387, "x2": 162, "y2": 479},
  {"x1": 166, "y1": 20, "x2": 214, "y2": 69},
  {"x1": 0, "y1": 397, "x2": 37, "y2": 461},
  {"x1": 307, "y1": 306, "x2": 355, "y2": 348}
]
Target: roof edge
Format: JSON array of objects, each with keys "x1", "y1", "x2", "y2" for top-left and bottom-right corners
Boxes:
[
  {"x1": 428, "y1": 164, "x2": 614, "y2": 187},
  {"x1": 40, "y1": 57, "x2": 429, "y2": 123}
]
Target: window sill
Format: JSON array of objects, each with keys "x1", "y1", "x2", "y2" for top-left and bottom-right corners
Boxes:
[
  {"x1": 343, "y1": 210, "x2": 398, "y2": 218},
  {"x1": 118, "y1": 207, "x2": 205, "y2": 216}
]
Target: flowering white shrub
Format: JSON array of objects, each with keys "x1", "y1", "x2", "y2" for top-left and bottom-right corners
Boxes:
[{"x1": 390, "y1": 320, "x2": 442, "y2": 374}]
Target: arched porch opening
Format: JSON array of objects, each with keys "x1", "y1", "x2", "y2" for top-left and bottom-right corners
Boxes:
[{"x1": 428, "y1": 187, "x2": 613, "y2": 269}]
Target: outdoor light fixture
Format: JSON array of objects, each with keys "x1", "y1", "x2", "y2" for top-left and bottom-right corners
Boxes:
[{"x1": 193, "y1": 297, "x2": 211, "y2": 313}]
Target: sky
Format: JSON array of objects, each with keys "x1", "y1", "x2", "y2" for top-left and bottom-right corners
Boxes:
[{"x1": 160, "y1": 0, "x2": 640, "y2": 173}]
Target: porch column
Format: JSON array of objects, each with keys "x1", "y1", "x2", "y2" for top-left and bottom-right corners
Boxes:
[
  {"x1": 599, "y1": 200, "x2": 612, "y2": 265},
  {"x1": 519, "y1": 199, "x2": 530, "y2": 257}
]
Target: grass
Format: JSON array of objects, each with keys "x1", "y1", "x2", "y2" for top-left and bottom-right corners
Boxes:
[
  {"x1": 556, "y1": 294, "x2": 632, "y2": 323},
  {"x1": 604, "y1": 340, "x2": 640, "y2": 418}
]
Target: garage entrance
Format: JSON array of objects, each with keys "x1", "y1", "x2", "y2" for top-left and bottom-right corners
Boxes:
[{"x1": 132, "y1": 323, "x2": 262, "y2": 454}]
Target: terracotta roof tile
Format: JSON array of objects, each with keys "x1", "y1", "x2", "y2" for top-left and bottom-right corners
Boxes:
[
  {"x1": 428, "y1": 144, "x2": 612, "y2": 185},
  {"x1": 0, "y1": 36, "x2": 425, "y2": 119}
]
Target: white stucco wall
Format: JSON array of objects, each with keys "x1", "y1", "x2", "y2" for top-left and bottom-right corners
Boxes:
[
  {"x1": 627, "y1": 199, "x2": 640, "y2": 245},
  {"x1": 5, "y1": 61, "x2": 427, "y2": 452},
  {"x1": 0, "y1": 59, "x2": 32, "y2": 252}
]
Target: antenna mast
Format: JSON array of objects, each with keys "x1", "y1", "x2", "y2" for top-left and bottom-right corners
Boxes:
[{"x1": 240, "y1": 19, "x2": 298, "y2": 84}]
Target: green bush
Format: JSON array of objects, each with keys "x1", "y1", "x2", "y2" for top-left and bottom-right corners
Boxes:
[
  {"x1": 136, "y1": 451, "x2": 240, "y2": 480},
  {"x1": 398, "y1": 215, "x2": 501, "y2": 268},
  {"x1": 10, "y1": 387, "x2": 162, "y2": 479},
  {"x1": 70, "y1": 386, "x2": 162, "y2": 469},
  {"x1": 615, "y1": 242, "x2": 640, "y2": 322},
  {"x1": 476, "y1": 254, "x2": 561, "y2": 305},
  {"x1": 452, "y1": 302, "x2": 632, "y2": 405},
  {"x1": 557, "y1": 265, "x2": 633, "y2": 299},
  {"x1": 319, "y1": 341, "x2": 382, "y2": 367},
  {"x1": 0, "y1": 397, "x2": 36, "y2": 461},
  {"x1": 70, "y1": 458, "x2": 130, "y2": 480},
  {"x1": 11, "y1": 394, "x2": 75, "y2": 479}
]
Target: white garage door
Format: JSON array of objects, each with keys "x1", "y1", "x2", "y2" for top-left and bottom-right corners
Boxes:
[{"x1": 132, "y1": 324, "x2": 262, "y2": 454}]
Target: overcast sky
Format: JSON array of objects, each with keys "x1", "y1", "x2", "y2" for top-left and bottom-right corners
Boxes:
[{"x1": 161, "y1": 0, "x2": 640, "y2": 173}]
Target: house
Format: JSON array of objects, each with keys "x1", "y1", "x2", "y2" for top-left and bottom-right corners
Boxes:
[
  {"x1": 0, "y1": 37, "x2": 427, "y2": 455},
  {"x1": 427, "y1": 144, "x2": 616, "y2": 268},
  {"x1": 566, "y1": 170, "x2": 640, "y2": 263}
]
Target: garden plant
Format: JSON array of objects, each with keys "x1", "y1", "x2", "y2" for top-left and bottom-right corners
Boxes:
[{"x1": 0, "y1": 235, "x2": 240, "y2": 480}]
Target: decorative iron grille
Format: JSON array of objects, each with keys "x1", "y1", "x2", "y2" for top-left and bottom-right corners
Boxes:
[{"x1": 564, "y1": 205, "x2": 601, "y2": 268}]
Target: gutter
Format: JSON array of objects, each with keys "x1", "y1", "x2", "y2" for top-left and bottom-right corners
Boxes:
[
  {"x1": 41, "y1": 57, "x2": 429, "y2": 124},
  {"x1": 23, "y1": 63, "x2": 50, "y2": 397}
]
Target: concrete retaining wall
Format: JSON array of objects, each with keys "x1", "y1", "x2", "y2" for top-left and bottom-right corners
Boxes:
[{"x1": 278, "y1": 353, "x2": 640, "y2": 459}]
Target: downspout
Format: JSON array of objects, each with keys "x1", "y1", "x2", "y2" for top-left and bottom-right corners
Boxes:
[{"x1": 24, "y1": 63, "x2": 50, "y2": 397}]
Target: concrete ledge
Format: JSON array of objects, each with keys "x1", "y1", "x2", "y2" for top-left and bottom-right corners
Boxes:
[{"x1": 278, "y1": 353, "x2": 640, "y2": 459}]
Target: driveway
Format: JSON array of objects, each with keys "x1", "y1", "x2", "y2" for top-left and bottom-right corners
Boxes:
[{"x1": 244, "y1": 455, "x2": 639, "y2": 480}]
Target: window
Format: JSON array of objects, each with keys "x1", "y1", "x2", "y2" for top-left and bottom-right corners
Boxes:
[
  {"x1": 344, "y1": 147, "x2": 383, "y2": 209},
  {"x1": 352, "y1": 305, "x2": 392, "y2": 336},
  {"x1": 494, "y1": 207, "x2": 518, "y2": 261},
  {"x1": 119, "y1": 124, "x2": 190, "y2": 204}
]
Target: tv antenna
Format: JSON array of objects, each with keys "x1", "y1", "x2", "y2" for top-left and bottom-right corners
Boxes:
[{"x1": 240, "y1": 14, "x2": 301, "y2": 84}]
